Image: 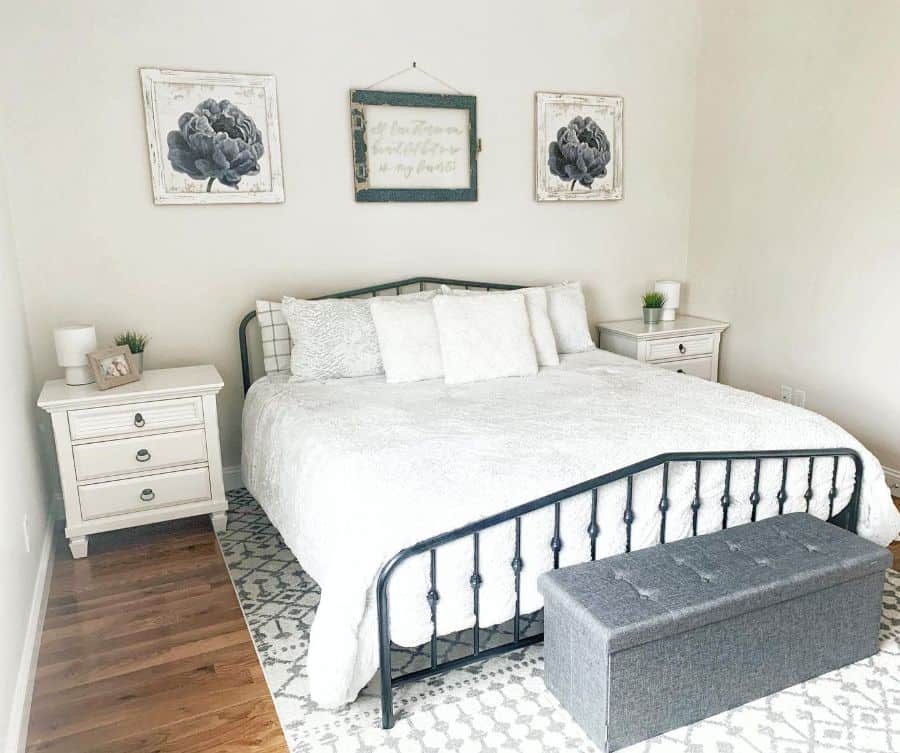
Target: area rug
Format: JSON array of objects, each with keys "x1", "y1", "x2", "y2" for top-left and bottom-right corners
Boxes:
[{"x1": 218, "y1": 488, "x2": 900, "y2": 753}]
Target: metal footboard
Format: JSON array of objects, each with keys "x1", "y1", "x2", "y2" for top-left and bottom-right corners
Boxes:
[{"x1": 375, "y1": 448, "x2": 864, "y2": 728}]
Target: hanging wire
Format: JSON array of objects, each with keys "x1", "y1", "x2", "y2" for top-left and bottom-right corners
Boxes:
[{"x1": 363, "y1": 61, "x2": 463, "y2": 94}]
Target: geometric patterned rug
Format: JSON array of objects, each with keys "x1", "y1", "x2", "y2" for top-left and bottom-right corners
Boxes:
[{"x1": 217, "y1": 488, "x2": 900, "y2": 753}]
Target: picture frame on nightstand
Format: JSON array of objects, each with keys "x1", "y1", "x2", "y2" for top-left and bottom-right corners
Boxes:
[{"x1": 87, "y1": 345, "x2": 140, "y2": 390}]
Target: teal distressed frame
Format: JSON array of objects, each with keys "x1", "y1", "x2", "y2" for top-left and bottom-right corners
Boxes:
[{"x1": 350, "y1": 89, "x2": 478, "y2": 202}]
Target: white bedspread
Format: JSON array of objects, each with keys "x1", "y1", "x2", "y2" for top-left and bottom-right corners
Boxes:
[{"x1": 242, "y1": 349, "x2": 899, "y2": 708}]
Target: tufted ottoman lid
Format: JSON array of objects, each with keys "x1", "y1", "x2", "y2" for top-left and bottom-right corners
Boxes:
[{"x1": 538, "y1": 513, "x2": 891, "y2": 653}]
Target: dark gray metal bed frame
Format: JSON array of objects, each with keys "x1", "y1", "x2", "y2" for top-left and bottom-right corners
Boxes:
[{"x1": 238, "y1": 276, "x2": 863, "y2": 729}]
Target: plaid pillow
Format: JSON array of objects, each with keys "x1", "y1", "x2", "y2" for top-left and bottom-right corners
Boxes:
[{"x1": 255, "y1": 300, "x2": 291, "y2": 375}]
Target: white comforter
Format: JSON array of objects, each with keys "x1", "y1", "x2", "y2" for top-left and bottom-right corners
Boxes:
[{"x1": 242, "y1": 350, "x2": 899, "y2": 708}]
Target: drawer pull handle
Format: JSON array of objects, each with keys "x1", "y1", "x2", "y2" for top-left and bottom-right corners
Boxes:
[
  {"x1": 134, "y1": 413, "x2": 145, "y2": 428},
  {"x1": 677, "y1": 369, "x2": 685, "y2": 374},
  {"x1": 678, "y1": 343, "x2": 686, "y2": 354},
  {"x1": 136, "y1": 449, "x2": 151, "y2": 462},
  {"x1": 140, "y1": 488, "x2": 155, "y2": 502}
]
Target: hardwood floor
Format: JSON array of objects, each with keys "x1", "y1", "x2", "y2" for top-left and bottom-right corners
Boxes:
[
  {"x1": 25, "y1": 516, "x2": 287, "y2": 753},
  {"x1": 24, "y1": 498, "x2": 900, "y2": 751},
  {"x1": 890, "y1": 496, "x2": 900, "y2": 571}
]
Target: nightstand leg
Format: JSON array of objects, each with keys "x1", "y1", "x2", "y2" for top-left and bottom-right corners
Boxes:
[
  {"x1": 210, "y1": 511, "x2": 228, "y2": 533},
  {"x1": 69, "y1": 536, "x2": 88, "y2": 559}
]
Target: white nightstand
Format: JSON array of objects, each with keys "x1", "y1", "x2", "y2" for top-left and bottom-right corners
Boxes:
[
  {"x1": 38, "y1": 365, "x2": 228, "y2": 558},
  {"x1": 597, "y1": 316, "x2": 730, "y2": 382}
]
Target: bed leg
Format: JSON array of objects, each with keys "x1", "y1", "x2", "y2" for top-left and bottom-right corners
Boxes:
[
  {"x1": 380, "y1": 668, "x2": 395, "y2": 729},
  {"x1": 377, "y1": 573, "x2": 395, "y2": 728}
]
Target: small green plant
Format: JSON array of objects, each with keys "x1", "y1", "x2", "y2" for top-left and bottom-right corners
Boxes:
[
  {"x1": 641, "y1": 291, "x2": 667, "y2": 309},
  {"x1": 114, "y1": 330, "x2": 150, "y2": 354}
]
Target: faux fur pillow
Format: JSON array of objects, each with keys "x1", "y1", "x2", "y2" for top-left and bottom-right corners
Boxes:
[
  {"x1": 432, "y1": 292, "x2": 538, "y2": 385},
  {"x1": 370, "y1": 298, "x2": 444, "y2": 383},
  {"x1": 545, "y1": 282, "x2": 595, "y2": 354},
  {"x1": 441, "y1": 285, "x2": 560, "y2": 367}
]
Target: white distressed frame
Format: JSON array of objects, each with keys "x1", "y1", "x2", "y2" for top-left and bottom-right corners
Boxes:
[
  {"x1": 535, "y1": 92, "x2": 623, "y2": 202},
  {"x1": 140, "y1": 68, "x2": 285, "y2": 205}
]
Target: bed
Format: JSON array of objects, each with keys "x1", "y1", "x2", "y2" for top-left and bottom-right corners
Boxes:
[{"x1": 238, "y1": 277, "x2": 900, "y2": 727}]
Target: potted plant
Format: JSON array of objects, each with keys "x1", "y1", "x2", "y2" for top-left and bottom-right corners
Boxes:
[
  {"x1": 114, "y1": 330, "x2": 150, "y2": 373},
  {"x1": 641, "y1": 291, "x2": 666, "y2": 325}
]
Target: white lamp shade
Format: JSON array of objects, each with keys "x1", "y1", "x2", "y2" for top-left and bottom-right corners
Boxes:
[
  {"x1": 53, "y1": 325, "x2": 97, "y2": 367},
  {"x1": 654, "y1": 280, "x2": 681, "y2": 309},
  {"x1": 654, "y1": 281, "x2": 681, "y2": 322}
]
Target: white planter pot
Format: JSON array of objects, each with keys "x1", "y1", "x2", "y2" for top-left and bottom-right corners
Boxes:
[{"x1": 132, "y1": 351, "x2": 144, "y2": 373}]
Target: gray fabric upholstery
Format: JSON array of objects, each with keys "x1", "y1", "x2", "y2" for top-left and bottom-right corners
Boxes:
[{"x1": 538, "y1": 513, "x2": 890, "y2": 752}]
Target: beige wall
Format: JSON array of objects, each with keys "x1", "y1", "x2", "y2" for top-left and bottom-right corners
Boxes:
[
  {"x1": 0, "y1": 130, "x2": 50, "y2": 746},
  {"x1": 0, "y1": 0, "x2": 700, "y2": 470},
  {"x1": 688, "y1": 0, "x2": 900, "y2": 471}
]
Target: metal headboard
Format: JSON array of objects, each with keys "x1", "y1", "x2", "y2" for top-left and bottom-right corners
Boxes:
[{"x1": 238, "y1": 276, "x2": 523, "y2": 395}]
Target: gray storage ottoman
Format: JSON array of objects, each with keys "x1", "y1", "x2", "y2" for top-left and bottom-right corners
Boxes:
[{"x1": 537, "y1": 512, "x2": 890, "y2": 752}]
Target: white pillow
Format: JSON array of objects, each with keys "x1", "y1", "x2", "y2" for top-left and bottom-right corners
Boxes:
[
  {"x1": 282, "y1": 296, "x2": 383, "y2": 381},
  {"x1": 371, "y1": 298, "x2": 444, "y2": 383},
  {"x1": 432, "y1": 292, "x2": 538, "y2": 385},
  {"x1": 261, "y1": 289, "x2": 436, "y2": 380},
  {"x1": 440, "y1": 285, "x2": 559, "y2": 367},
  {"x1": 545, "y1": 282, "x2": 595, "y2": 354},
  {"x1": 255, "y1": 299, "x2": 291, "y2": 375}
]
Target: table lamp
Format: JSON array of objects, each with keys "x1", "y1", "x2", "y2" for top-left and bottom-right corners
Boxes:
[
  {"x1": 53, "y1": 324, "x2": 97, "y2": 385},
  {"x1": 654, "y1": 281, "x2": 681, "y2": 322}
]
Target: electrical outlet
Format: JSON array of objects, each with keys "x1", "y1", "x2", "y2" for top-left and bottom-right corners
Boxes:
[
  {"x1": 792, "y1": 389, "x2": 806, "y2": 408},
  {"x1": 23, "y1": 514, "x2": 30, "y2": 554},
  {"x1": 780, "y1": 385, "x2": 793, "y2": 403}
]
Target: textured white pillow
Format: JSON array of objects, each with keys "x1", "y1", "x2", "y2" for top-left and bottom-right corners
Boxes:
[
  {"x1": 545, "y1": 282, "x2": 595, "y2": 354},
  {"x1": 370, "y1": 298, "x2": 444, "y2": 383},
  {"x1": 440, "y1": 285, "x2": 559, "y2": 367},
  {"x1": 266, "y1": 289, "x2": 436, "y2": 381},
  {"x1": 282, "y1": 296, "x2": 383, "y2": 381},
  {"x1": 255, "y1": 300, "x2": 291, "y2": 375},
  {"x1": 433, "y1": 292, "x2": 538, "y2": 385}
]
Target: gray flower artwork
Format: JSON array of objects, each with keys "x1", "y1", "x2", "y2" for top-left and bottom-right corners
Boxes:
[
  {"x1": 167, "y1": 99, "x2": 265, "y2": 192},
  {"x1": 140, "y1": 69, "x2": 284, "y2": 204},
  {"x1": 548, "y1": 116, "x2": 611, "y2": 191},
  {"x1": 536, "y1": 92, "x2": 623, "y2": 201}
]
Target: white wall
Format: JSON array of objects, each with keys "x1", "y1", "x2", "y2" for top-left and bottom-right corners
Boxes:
[
  {"x1": 0, "y1": 0, "x2": 701, "y2": 469},
  {"x1": 0, "y1": 131, "x2": 50, "y2": 748},
  {"x1": 688, "y1": 0, "x2": 900, "y2": 471}
]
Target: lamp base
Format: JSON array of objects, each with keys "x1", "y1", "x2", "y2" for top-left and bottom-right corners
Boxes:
[
  {"x1": 660, "y1": 308, "x2": 677, "y2": 322},
  {"x1": 65, "y1": 365, "x2": 95, "y2": 386}
]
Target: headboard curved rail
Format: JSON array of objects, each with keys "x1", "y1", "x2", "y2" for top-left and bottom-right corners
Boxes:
[{"x1": 239, "y1": 276, "x2": 524, "y2": 395}]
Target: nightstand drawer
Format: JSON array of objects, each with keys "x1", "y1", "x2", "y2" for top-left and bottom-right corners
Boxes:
[
  {"x1": 657, "y1": 357, "x2": 713, "y2": 380},
  {"x1": 68, "y1": 397, "x2": 204, "y2": 441},
  {"x1": 79, "y1": 467, "x2": 211, "y2": 520},
  {"x1": 646, "y1": 334, "x2": 715, "y2": 362},
  {"x1": 73, "y1": 429, "x2": 208, "y2": 481}
]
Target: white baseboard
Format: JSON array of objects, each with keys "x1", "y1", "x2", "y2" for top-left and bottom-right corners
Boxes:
[
  {"x1": 223, "y1": 465, "x2": 243, "y2": 491},
  {"x1": 885, "y1": 466, "x2": 900, "y2": 496},
  {"x1": 6, "y1": 517, "x2": 55, "y2": 753}
]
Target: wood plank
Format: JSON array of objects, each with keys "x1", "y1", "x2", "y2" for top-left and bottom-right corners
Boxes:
[
  {"x1": 26, "y1": 517, "x2": 287, "y2": 753},
  {"x1": 890, "y1": 497, "x2": 900, "y2": 571}
]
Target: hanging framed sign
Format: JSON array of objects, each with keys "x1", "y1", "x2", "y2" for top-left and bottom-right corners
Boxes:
[{"x1": 349, "y1": 89, "x2": 478, "y2": 202}]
